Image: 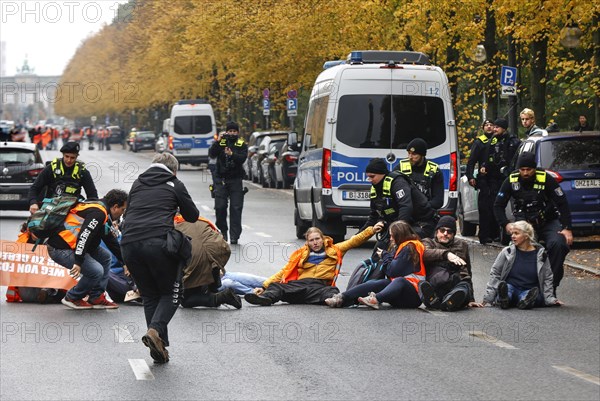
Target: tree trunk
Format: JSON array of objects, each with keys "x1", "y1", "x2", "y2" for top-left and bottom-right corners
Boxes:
[
  {"x1": 530, "y1": 35, "x2": 548, "y2": 127},
  {"x1": 484, "y1": 0, "x2": 498, "y2": 120}
]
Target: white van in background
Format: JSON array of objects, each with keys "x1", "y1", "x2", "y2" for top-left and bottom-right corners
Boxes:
[
  {"x1": 168, "y1": 100, "x2": 217, "y2": 166},
  {"x1": 293, "y1": 50, "x2": 459, "y2": 241}
]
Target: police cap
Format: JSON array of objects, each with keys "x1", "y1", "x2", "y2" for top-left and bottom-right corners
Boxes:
[{"x1": 60, "y1": 142, "x2": 80, "y2": 154}]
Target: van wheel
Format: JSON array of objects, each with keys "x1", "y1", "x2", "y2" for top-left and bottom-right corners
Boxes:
[
  {"x1": 458, "y1": 198, "x2": 477, "y2": 236},
  {"x1": 295, "y1": 209, "x2": 310, "y2": 239}
]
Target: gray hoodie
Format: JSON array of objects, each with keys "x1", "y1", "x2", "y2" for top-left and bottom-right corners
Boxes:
[{"x1": 483, "y1": 244, "x2": 557, "y2": 306}]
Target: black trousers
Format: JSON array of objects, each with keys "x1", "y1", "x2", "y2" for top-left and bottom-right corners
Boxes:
[
  {"x1": 181, "y1": 286, "x2": 217, "y2": 308},
  {"x1": 477, "y1": 177, "x2": 502, "y2": 241},
  {"x1": 535, "y1": 219, "x2": 570, "y2": 288},
  {"x1": 121, "y1": 236, "x2": 179, "y2": 347},
  {"x1": 214, "y1": 177, "x2": 244, "y2": 241},
  {"x1": 263, "y1": 279, "x2": 339, "y2": 305}
]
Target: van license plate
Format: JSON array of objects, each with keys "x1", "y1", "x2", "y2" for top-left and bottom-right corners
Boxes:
[
  {"x1": 176, "y1": 149, "x2": 190, "y2": 154},
  {"x1": 342, "y1": 191, "x2": 370, "y2": 200},
  {"x1": 0, "y1": 194, "x2": 20, "y2": 201},
  {"x1": 574, "y1": 179, "x2": 600, "y2": 189}
]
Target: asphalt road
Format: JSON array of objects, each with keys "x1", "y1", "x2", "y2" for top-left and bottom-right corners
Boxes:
[{"x1": 1, "y1": 147, "x2": 599, "y2": 400}]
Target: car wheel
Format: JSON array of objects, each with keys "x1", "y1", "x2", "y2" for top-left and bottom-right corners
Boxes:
[
  {"x1": 294, "y1": 208, "x2": 310, "y2": 239},
  {"x1": 458, "y1": 198, "x2": 477, "y2": 236}
]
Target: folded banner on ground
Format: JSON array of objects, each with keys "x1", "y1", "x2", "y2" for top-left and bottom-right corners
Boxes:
[{"x1": 0, "y1": 240, "x2": 77, "y2": 290}]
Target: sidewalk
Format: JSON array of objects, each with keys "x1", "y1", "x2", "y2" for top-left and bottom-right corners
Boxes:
[{"x1": 458, "y1": 235, "x2": 600, "y2": 276}]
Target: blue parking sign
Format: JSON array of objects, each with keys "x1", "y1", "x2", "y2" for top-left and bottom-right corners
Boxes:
[{"x1": 501, "y1": 66, "x2": 517, "y2": 86}]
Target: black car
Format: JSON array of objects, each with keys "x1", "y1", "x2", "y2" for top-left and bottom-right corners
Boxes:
[
  {"x1": 107, "y1": 126, "x2": 123, "y2": 144},
  {"x1": 245, "y1": 131, "x2": 289, "y2": 183},
  {"x1": 130, "y1": 131, "x2": 157, "y2": 152},
  {"x1": 0, "y1": 142, "x2": 45, "y2": 210},
  {"x1": 274, "y1": 140, "x2": 300, "y2": 189}
]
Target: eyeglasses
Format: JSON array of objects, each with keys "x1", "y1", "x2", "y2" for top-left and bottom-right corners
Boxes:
[{"x1": 438, "y1": 228, "x2": 455, "y2": 235}]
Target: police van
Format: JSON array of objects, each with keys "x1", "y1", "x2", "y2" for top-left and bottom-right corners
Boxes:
[
  {"x1": 168, "y1": 100, "x2": 217, "y2": 166},
  {"x1": 293, "y1": 50, "x2": 459, "y2": 240}
]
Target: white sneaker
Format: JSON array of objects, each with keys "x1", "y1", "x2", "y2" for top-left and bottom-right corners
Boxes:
[{"x1": 358, "y1": 292, "x2": 380, "y2": 310}]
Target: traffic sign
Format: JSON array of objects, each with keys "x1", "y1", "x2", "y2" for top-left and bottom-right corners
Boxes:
[
  {"x1": 500, "y1": 65, "x2": 517, "y2": 86},
  {"x1": 287, "y1": 89, "x2": 297, "y2": 99},
  {"x1": 287, "y1": 98, "x2": 298, "y2": 117},
  {"x1": 501, "y1": 85, "x2": 517, "y2": 97},
  {"x1": 90, "y1": 116, "x2": 97, "y2": 122},
  {"x1": 263, "y1": 98, "x2": 270, "y2": 116},
  {"x1": 263, "y1": 88, "x2": 270, "y2": 99}
]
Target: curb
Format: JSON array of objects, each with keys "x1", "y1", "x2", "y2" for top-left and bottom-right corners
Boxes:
[{"x1": 457, "y1": 235, "x2": 600, "y2": 276}]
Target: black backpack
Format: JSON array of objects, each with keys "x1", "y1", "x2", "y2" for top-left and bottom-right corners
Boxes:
[
  {"x1": 346, "y1": 258, "x2": 387, "y2": 290},
  {"x1": 27, "y1": 196, "x2": 79, "y2": 240}
]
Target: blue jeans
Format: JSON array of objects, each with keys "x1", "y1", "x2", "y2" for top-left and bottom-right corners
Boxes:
[
  {"x1": 219, "y1": 272, "x2": 267, "y2": 295},
  {"x1": 48, "y1": 246, "x2": 112, "y2": 301},
  {"x1": 505, "y1": 283, "x2": 544, "y2": 308}
]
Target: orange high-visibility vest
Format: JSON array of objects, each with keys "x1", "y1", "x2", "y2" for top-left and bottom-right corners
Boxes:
[
  {"x1": 57, "y1": 203, "x2": 108, "y2": 249},
  {"x1": 393, "y1": 240, "x2": 425, "y2": 291}
]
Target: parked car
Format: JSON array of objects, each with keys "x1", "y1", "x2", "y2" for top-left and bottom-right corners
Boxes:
[
  {"x1": 107, "y1": 126, "x2": 122, "y2": 144},
  {"x1": 260, "y1": 140, "x2": 287, "y2": 188},
  {"x1": 256, "y1": 136, "x2": 287, "y2": 187},
  {"x1": 274, "y1": 140, "x2": 300, "y2": 189},
  {"x1": 458, "y1": 131, "x2": 600, "y2": 237},
  {"x1": 0, "y1": 142, "x2": 45, "y2": 210},
  {"x1": 130, "y1": 131, "x2": 157, "y2": 152},
  {"x1": 245, "y1": 131, "x2": 289, "y2": 183}
]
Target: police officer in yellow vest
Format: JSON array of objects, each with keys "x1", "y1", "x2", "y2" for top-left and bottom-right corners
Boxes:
[
  {"x1": 361, "y1": 158, "x2": 436, "y2": 245},
  {"x1": 28, "y1": 141, "x2": 98, "y2": 214},
  {"x1": 397, "y1": 138, "x2": 444, "y2": 211},
  {"x1": 494, "y1": 152, "x2": 573, "y2": 294},
  {"x1": 208, "y1": 121, "x2": 248, "y2": 245},
  {"x1": 466, "y1": 118, "x2": 520, "y2": 244}
]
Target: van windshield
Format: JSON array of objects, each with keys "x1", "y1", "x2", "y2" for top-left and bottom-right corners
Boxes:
[
  {"x1": 174, "y1": 116, "x2": 212, "y2": 135},
  {"x1": 336, "y1": 95, "x2": 446, "y2": 149}
]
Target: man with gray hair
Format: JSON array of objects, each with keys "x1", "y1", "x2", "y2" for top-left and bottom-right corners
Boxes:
[{"x1": 121, "y1": 152, "x2": 199, "y2": 364}]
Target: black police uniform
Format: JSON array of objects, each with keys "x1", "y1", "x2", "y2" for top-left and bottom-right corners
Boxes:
[
  {"x1": 28, "y1": 154, "x2": 98, "y2": 206},
  {"x1": 494, "y1": 170, "x2": 572, "y2": 289},
  {"x1": 208, "y1": 134, "x2": 248, "y2": 243},
  {"x1": 361, "y1": 171, "x2": 436, "y2": 242},
  {"x1": 397, "y1": 158, "x2": 444, "y2": 210},
  {"x1": 466, "y1": 132, "x2": 520, "y2": 242}
]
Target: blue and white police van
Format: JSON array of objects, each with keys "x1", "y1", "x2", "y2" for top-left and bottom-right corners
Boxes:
[
  {"x1": 168, "y1": 99, "x2": 217, "y2": 166},
  {"x1": 293, "y1": 50, "x2": 459, "y2": 240}
]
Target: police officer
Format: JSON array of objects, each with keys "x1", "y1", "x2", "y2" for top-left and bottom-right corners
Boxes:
[
  {"x1": 361, "y1": 158, "x2": 436, "y2": 245},
  {"x1": 466, "y1": 118, "x2": 519, "y2": 244},
  {"x1": 208, "y1": 122, "x2": 248, "y2": 244},
  {"x1": 28, "y1": 141, "x2": 98, "y2": 214},
  {"x1": 494, "y1": 152, "x2": 573, "y2": 293},
  {"x1": 396, "y1": 138, "x2": 444, "y2": 211}
]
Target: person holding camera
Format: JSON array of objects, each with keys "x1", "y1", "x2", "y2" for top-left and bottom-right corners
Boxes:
[
  {"x1": 360, "y1": 158, "x2": 436, "y2": 248},
  {"x1": 494, "y1": 152, "x2": 573, "y2": 295},
  {"x1": 208, "y1": 122, "x2": 248, "y2": 244},
  {"x1": 466, "y1": 118, "x2": 520, "y2": 244}
]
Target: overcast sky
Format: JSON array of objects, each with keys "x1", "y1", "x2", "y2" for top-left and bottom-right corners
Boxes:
[{"x1": 1, "y1": 0, "x2": 128, "y2": 77}]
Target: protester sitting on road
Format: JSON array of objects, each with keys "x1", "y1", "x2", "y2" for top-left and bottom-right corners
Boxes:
[
  {"x1": 325, "y1": 220, "x2": 424, "y2": 309},
  {"x1": 419, "y1": 216, "x2": 483, "y2": 311},
  {"x1": 482, "y1": 221, "x2": 563, "y2": 309},
  {"x1": 244, "y1": 222, "x2": 385, "y2": 306},
  {"x1": 219, "y1": 271, "x2": 268, "y2": 295},
  {"x1": 174, "y1": 215, "x2": 241, "y2": 309}
]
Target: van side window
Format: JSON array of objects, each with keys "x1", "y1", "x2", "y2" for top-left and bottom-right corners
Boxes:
[
  {"x1": 174, "y1": 116, "x2": 213, "y2": 135},
  {"x1": 305, "y1": 95, "x2": 329, "y2": 148},
  {"x1": 336, "y1": 95, "x2": 445, "y2": 149}
]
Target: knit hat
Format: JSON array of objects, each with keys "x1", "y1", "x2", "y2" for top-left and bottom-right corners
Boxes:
[
  {"x1": 225, "y1": 121, "x2": 239, "y2": 132},
  {"x1": 60, "y1": 142, "x2": 80, "y2": 154},
  {"x1": 516, "y1": 152, "x2": 537, "y2": 169},
  {"x1": 435, "y1": 215, "x2": 456, "y2": 233},
  {"x1": 365, "y1": 158, "x2": 389, "y2": 175},
  {"x1": 493, "y1": 118, "x2": 508, "y2": 130},
  {"x1": 406, "y1": 138, "x2": 428, "y2": 156}
]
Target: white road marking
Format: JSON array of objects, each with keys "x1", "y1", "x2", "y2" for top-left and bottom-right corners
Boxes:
[
  {"x1": 112, "y1": 324, "x2": 135, "y2": 343},
  {"x1": 419, "y1": 308, "x2": 447, "y2": 317},
  {"x1": 129, "y1": 359, "x2": 155, "y2": 380},
  {"x1": 200, "y1": 205, "x2": 212, "y2": 212},
  {"x1": 255, "y1": 232, "x2": 272, "y2": 238},
  {"x1": 469, "y1": 330, "x2": 517, "y2": 349},
  {"x1": 553, "y1": 365, "x2": 600, "y2": 386},
  {"x1": 242, "y1": 224, "x2": 251, "y2": 229}
]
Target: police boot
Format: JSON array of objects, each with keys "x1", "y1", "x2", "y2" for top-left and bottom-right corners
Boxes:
[{"x1": 215, "y1": 288, "x2": 242, "y2": 309}]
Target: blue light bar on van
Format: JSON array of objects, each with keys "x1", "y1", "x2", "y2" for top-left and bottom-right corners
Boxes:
[
  {"x1": 177, "y1": 99, "x2": 208, "y2": 105},
  {"x1": 349, "y1": 51, "x2": 363, "y2": 64},
  {"x1": 323, "y1": 60, "x2": 346, "y2": 69}
]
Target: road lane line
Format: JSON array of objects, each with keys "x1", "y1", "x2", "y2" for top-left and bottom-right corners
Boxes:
[
  {"x1": 113, "y1": 325, "x2": 135, "y2": 343},
  {"x1": 469, "y1": 330, "x2": 517, "y2": 349},
  {"x1": 419, "y1": 308, "x2": 447, "y2": 317},
  {"x1": 553, "y1": 366, "x2": 600, "y2": 386},
  {"x1": 129, "y1": 359, "x2": 155, "y2": 380},
  {"x1": 255, "y1": 232, "x2": 272, "y2": 238},
  {"x1": 200, "y1": 205, "x2": 212, "y2": 212}
]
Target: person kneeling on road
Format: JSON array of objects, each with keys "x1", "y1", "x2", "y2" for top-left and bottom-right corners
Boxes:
[
  {"x1": 419, "y1": 216, "x2": 483, "y2": 311},
  {"x1": 47, "y1": 189, "x2": 128, "y2": 309},
  {"x1": 245, "y1": 222, "x2": 385, "y2": 306}
]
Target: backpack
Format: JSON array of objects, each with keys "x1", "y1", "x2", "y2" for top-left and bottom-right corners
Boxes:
[
  {"x1": 27, "y1": 196, "x2": 79, "y2": 240},
  {"x1": 346, "y1": 258, "x2": 387, "y2": 290}
]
